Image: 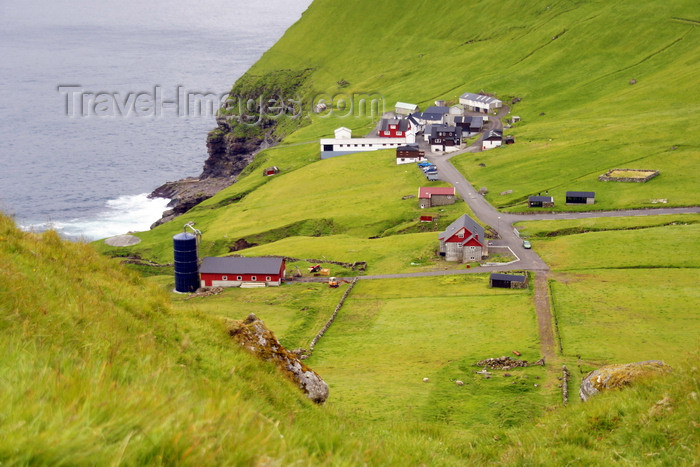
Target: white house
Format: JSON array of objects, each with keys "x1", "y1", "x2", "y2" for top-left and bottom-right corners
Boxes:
[
  {"x1": 459, "y1": 93, "x2": 502, "y2": 113},
  {"x1": 418, "y1": 106, "x2": 449, "y2": 125},
  {"x1": 482, "y1": 129, "x2": 503, "y2": 150}
]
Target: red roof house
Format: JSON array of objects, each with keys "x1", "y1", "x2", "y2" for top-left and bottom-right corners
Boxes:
[
  {"x1": 438, "y1": 214, "x2": 487, "y2": 262},
  {"x1": 418, "y1": 186, "x2": 456, "y2": 208},
  {"x1": 199, "y1": 256, "x2": 286, "y2": 288}
]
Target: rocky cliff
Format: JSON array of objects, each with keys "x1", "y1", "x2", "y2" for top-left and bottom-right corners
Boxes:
[{"x1": 149, "y1": 68, "x2": 313, "y2": 228}]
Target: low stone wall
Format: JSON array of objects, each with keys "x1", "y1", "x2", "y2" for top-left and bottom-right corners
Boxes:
[
  {"x1": 561, "y1": 365, "x2": 570, "y2": 405},
  {"x1": 304, "y1": 277, "x2": 358, "y2": 358},
  {"x1": 598, "y1": 169, "x2": 659, "y2": 183}
]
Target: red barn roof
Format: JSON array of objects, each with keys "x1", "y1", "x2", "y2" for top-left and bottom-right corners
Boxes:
[{"x1": 418, "y1": 187, "x2": 455, "y2": 199}]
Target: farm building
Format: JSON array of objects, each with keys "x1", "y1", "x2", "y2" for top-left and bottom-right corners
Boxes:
[
  {"x1": 482, "y1": 129, "x2": 503, "y2": 150},
  {"x1": 459, "y1": 92, "x2": 503, "y2": 113},
  {"x1": 396, "y1": 144, "x2": 425, "y2": 165},
  {"x1": 200, "y1": 256, "x2": 286, "y2": 288},
  {"x1": 528, "y1": 195, "x2": 554, "y2": 208},
  {"x1": 429, "y1": 125, "x2": 462, "y2": 153},
  {"x1": 489, "y1": 273, "x2": 528, "y2": 289},
  {"x1": 420, "y1": 213, "x2": 438, "y2": 222},
  {"x1": 419, "y1": 186, "x2": 456, "y2": 208},
  {"x1": 320, "y1": 127, "x2": 407, "y2": 158},
  {"x1": 395, "y1": 102, "x2": 419, "y2": 115},
  {"x1": 566, "y1": 191, "x2": 595, "y2": 205},
  {"x1": 438, "y1": 214, "x2": 488, "y2": 262}
]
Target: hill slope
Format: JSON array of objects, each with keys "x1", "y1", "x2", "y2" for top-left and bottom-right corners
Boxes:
[
  {"x1": 106, "y1": 0, "x2": 698, "y2": 266},
  {"x1": 3, "y1": 212, "x2": 699, "y2": 464}
]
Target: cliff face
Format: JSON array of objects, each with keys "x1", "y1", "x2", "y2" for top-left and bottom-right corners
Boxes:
[{"x1": 149, "y1": 68, "x2": 312, "y2": 228}]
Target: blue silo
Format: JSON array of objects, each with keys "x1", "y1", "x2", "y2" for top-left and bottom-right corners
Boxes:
[{"x1": 173, "y1": 231, "x2": 200, "y2": 293}]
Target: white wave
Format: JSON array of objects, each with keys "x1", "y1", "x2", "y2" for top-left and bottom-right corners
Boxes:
[{"x1": 21, "y1": 193, "x2": 170, "y2": 241}]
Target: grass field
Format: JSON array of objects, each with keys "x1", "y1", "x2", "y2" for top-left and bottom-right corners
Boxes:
[
  {"x1": 550, "y1": 268, "x2": 699, "y2": 366},
  {"x1": 306, "y1": 276, "x2": 549, "y2": 432}
]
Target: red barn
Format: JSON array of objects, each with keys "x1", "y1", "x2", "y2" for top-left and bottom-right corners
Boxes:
[
  {"x1": 418, "y1": 186, "x2": 456, "y2": 208},
  {"x1": 438, "y1": 214, "x2": 488, "y2": 262},
  {"x1": 199, "y1": 256, "x2": 286, "y2": 288}
]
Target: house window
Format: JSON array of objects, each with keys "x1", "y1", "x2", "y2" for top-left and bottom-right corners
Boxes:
[
  {"x1": 458, "y1": 230, "x2": 464, "y2": 238},
  {"x1": 266, "y1": 276, "x2": 271, "y2": 281},
  {"x1": 237, "y1": 276, "x2": 242, "y2": 281},
  {"x1": 397, "y1": 131, "x2": 402, "y2": 136},
  {"x1": 222, "y1": 275, "x2": 228, "y2": 280},
  {"x1": 384, "y1": 131, "x2": 390, "y2": 135},
  {"x1": 251, "y1": 276, "x2": 257, "y2": 281}
]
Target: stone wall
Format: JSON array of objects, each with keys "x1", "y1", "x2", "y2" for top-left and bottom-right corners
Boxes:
[{"x1": 598, "y1": 169, "x2": 659, "y2": 183}]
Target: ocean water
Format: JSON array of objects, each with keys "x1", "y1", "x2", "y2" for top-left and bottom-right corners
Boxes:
[{"x1": 0, "y1": 0, "x2": 310, "y2": 240}]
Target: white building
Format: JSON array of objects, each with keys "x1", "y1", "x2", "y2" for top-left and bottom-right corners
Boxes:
[
  {"x1": 459, "y1": 93, "x2": 502, "y2": 113},
  {"x1": 482, "y1": 129, "x2": 503, "y2": 150},
  {"x1": 395, "y1": 102, "x2": 419, "y2": 115},
  {"x1": 320, "y1": 127, "x2": 407, "y2": 158}
]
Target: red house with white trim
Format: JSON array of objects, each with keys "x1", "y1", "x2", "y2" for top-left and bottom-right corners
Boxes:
[
  {"x1": 438, "y1": 214, "x2": 488, "y2": 262},
  {"x1": 199, "y1": 256, "x2": 286, "y2": 288},
  {"x1": 379, "y1": 118, "x2": 411, "y2": 138}
]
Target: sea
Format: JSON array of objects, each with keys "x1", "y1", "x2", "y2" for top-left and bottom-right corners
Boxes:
[{"x1": 0, "y1": 0, "x2": 311, "y2": 240}]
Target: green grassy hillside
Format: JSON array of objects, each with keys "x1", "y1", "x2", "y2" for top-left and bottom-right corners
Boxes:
[{"x1": 4, "y1": 214, "x2": 698, "y2": 464}]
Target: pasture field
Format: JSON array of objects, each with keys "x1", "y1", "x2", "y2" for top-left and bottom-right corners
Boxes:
[
  {"x1": 549, "y1": 268, "x2": 699, "y2": 367},
  {"x1": 306, "y1": 276, "x2": 550, "y2": 433}
]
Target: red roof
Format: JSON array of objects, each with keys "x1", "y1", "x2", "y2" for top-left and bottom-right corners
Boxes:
[{"x1": 418, "y1": 187, "x2": 455, "y2": 199}]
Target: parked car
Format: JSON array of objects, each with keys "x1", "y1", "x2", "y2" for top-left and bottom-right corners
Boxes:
[
  {"x1": 522, "y1": 240, "x2": 531, "y2": 249},
  {"x1": 417, "y1": 161, "x2": 433, "y2": 167}
]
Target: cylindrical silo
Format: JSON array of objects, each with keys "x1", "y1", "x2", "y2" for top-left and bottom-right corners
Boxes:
[{"x1": 173, "y1": 232, "x2": 199, "y2": 293}]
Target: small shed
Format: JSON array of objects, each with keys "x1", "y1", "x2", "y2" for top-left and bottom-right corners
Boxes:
[
  {"x1": 263, "y1": 166, "x2": 280, "y2": 176},
  {"x1": 490, "y1": 273, "x2": 528, "y2": 289},
  {"x1": 420, "y1": 213, "x2": 438, "y2": 222},
  {"x1": 566, "y1": 191, "x2": 595, "y2": 205},
  {"x1": 528, "y1": 195, "x2": 554, "y2": 208}
]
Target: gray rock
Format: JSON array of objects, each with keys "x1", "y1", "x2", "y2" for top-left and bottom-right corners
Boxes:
[
  {"x1": 228, "y1": 314, "x2": 329, "y2": 403},
  {"x1": 580, "y1": 360, "x2": 672, "y2": 402}
]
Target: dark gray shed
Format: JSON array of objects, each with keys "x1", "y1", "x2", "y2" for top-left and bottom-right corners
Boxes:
[
  {"x1": 489, "y1": 273, "x2": 528, "y2": 289},
  {"x1": 565, "y1": 191, "x2": 595, "y2": 204},
  {"x1": 528, "y1": 195, "x2": 554, "y2": 208}
]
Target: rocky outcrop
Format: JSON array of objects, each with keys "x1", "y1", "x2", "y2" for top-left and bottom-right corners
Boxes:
[
  {"x1": 580, "y1": 360, "x2": 672, "y2": 402},
  {"x1": 149, "y1": 68, "x2": 313, "y2": 227},
  {"x1": 228, "y1": 314, "x2": 329, "y2": 404},
  {"x1": 149, "y1": 176, "x2": 235, "y2": 228}
]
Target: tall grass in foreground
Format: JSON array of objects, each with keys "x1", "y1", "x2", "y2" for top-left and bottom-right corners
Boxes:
[{"x1": 2, "y1": 214, "x2": 699, "y2": 464}]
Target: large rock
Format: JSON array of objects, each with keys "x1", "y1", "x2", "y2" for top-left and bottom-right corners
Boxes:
[
  {"x1": 228, "y1": 314, "x2": 329, "y2": 404},
  {"x1": 580, "y1": 360, "x2": 672, "y2": 402}
]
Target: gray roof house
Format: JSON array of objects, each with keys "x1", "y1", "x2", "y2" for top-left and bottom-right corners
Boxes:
[{"x1": 438, "y1": 214, "x2": 488, "y2": 262}]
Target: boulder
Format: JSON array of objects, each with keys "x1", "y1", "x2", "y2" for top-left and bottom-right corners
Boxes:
[
  {"x1": 579, "y1": 360, "x2": 672, "y2": 402},
  {"x1": 228, "y1": 314, "x2": 329, "y2": 404}
]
